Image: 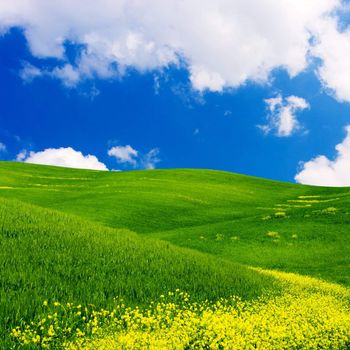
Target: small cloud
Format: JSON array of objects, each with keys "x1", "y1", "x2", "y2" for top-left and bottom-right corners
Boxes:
[
  {"x1": 19, "y1": 62, "x2": 44, "y2": 83},
  {"x1": 190, "y1": 65, "x2": 225, "y2": 92},
  {"x1": 141, "y1": 148, "x2": 160, "y2": 169},
  {"x1": 16, "y1": 149, "x2": 27, "y2": 161},
  {"x1": 258, "y1": 94, "x2": 309, "y2": 137},
  {"x1": 171, "y1": 82, "x2": 205, "y2": 108},
  {"x1": 107, "y1": 145, "x2": 139, "y2": 166},
  {"x1": 193, "y1": 128, "x2": 200, "y2": 135},
  {"x1": 20, "y1": 61, "x2": 101, "y2": 99},
  {"x1": 17, "y1": 147, "x2": 108, "y2": 171},
  {"x1": 224, "y1": 110, "x2": 232, "y2": 117},
  {"x1": 153, "y1": 75, "x2": 161, "y2": 95},
  {"x1": 19, "y1": 61, "x2": 80, "y2": 88},
  {"x1": 51, "y1": 64, "x2": 81, "y2": 87},
  {"x1": 295, "y1": 125, "x2": 350, "y2": 186},
  {"x1": 79, "y1": 85, "x2": 101, "y2": 100},
  {"x1": 0, "y1": 142, "x2": 7, "y2": 152},
  {"x1": 108, "y1": 145, "x2": 160, "y2": 169}
]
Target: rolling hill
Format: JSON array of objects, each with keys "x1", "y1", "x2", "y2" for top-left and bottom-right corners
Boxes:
[{"x1": 1, "y1": 161, "x2": 350, "y2": 348}]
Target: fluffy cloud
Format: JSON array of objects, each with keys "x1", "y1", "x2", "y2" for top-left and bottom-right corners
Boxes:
[
  {"x1": 295, "y1": 126, "x2": 350, "y2": 186},
  {"x1": 312, "y1": 17, "x2": 350, "y2": 102},
  {"x1": 259, "y1": 95, "x2": 309, "y2": 137},
  {"x1": 0, "y1": 0, "x2": 346, "y2": 94},
  {"x1": 108, "y1": 145, "x2": 160, "y2": 169},
  {"x1": 17, "y1": 147, "x2": 108, "y2": 170},
  {"x1": 107, "y1": 145, "x2": 138, "y2": 166}
]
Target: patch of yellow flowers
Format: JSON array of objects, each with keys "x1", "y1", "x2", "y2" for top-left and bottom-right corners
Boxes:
[{"x1": 12, "y1": 271, "x2": 350, "y2": 349}]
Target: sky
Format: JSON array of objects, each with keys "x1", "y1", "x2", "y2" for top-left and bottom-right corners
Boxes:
[{"x1": 1, "y1": 1, "x2": 350, "y2": 185}]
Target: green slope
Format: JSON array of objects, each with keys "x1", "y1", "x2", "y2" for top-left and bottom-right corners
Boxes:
[
  {"x1": 0, "y1": 197, "x2": 274, "y2": 348},
  {"x1": 1, "y1": 161, "x2": 350, "y2": 347},
  {"x1": 0, "y1": 162, "x2": 305, "y2": 233},
  {"x1": 0, "y1": 161, "x2": 350, "y2": 285}
]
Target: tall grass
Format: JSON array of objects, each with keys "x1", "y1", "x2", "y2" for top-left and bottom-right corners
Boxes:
[
  {"x1": 0, "y1": 197, "x2": 275, "y2": 348},
  {"x1": 12, "y1": 271, "x2": 350, "y2": 349}
]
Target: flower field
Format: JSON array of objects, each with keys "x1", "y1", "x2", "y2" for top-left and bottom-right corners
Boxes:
[
  {"x1": 12, "y1": 271, "x2": 350, "y2": 349},
  {"x1": 2, "y1": 162, "x2": 350, "y2": 348}
]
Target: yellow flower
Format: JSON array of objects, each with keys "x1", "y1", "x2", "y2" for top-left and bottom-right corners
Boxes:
[{"x1": 13, "y1": 271, "x2": 350, "y2": 350}]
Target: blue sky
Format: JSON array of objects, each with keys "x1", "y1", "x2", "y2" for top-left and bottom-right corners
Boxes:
[{"x1": 1, "y1": 1, "x2": 350, "y2": 185}]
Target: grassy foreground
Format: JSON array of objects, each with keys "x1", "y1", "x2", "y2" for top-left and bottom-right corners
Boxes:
[
  {"x1": 0, "y1": 197, "x2": 274, "y2": 348},
  {"x1": 1, "y1": 161, "x2": 350, "y2": 348},
  {"x1": 13, "y1": 271, "x2": 350, "y2": 349}
]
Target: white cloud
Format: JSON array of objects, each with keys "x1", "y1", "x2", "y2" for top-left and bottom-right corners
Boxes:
[
  {"x1": 108, "y1": 145, "x2": 160, "y2": 169},
  {"x1": 312, "y1": 17, "x2": 350, "y2": 102},
  {"x1": 20, "y1": 62, "x2": 81, "y2": 87},
  {"x1": 259, "y1": 95, "x2": 309, "y2": 137},
  {"x1": 141, "y1": 148, "x2": 160, "y2": 170},
  {"x1": 107, "y1": 145, "x2": 138, "y2": 166},
  {"x1": 17, "y1": 147, "x2": 108, "y2": 170},
  {"x1": 190, "y1": 66, "x2": 225, "y2": 92},
  {"x1": 295, "y1": 126, "x2": 350, "y2": 186},
  {"x1": 19, "y1": 62, "x2": 43, "y2": 82},
  {"x1": 0, "y1": 142, "x2": 6, "y2": 152},
  {"x1": 16, "y1": 149, "x2": 27, "y2": 161},
  {"x1": 51, "y1": 64, "x2": 81, "y2": 87},
  {"x1": 0, "y1": 0, "x2": 345, "y2": 94}
]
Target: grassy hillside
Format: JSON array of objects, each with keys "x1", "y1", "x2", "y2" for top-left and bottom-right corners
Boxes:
[
  {"x1": 0, "y1": 197, "x2": 275, "y2": 348},
  {"x1": 0, "y1": 161, "x2": 349, "y2": 285},
  {"x1": 1, "y1": 161, "x2": 350, "y2": 348}
]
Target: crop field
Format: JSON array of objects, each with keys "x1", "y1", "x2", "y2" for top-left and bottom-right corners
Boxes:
[{"x1": 1, "y1": 161, "x2": 350, "y2": 348}]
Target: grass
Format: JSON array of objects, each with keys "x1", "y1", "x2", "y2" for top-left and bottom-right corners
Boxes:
[
  {"x1": 12, "y1": 272, "x2": 350, "y2": 349},
  {"x1": 1, "y1": 161, "x2": 350, "y2": 285},
  {"x1": 1, "y1": 161, "x2": 350, "y2": 348},
  {"x1": 0, "y1": 197, "x2": 274, "y2": 348}
]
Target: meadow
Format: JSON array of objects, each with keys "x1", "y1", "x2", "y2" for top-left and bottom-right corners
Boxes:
[{"x1": 1, "y1": 161, "x2": 350, "y2": 348}]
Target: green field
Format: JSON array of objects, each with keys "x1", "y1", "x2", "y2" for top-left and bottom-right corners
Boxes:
[{"x1": 1, "y1": 161, "x2": 350, "y2": 348}]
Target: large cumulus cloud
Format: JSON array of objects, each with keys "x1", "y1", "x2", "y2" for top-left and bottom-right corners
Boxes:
[{"x1": 1, "y1": 0, "x2": 347, "y2": 95}]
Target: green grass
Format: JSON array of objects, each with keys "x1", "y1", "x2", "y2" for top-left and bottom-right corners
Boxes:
[
  {"x1": 0, "y1": 197, "x2": 275, "y2": 348},
  {"x1": 1, "y1": 161, "x2": 350, "y2": 348},
  {"x1": 1, "y1": 161, "x2": 349, "y2": 285}
]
